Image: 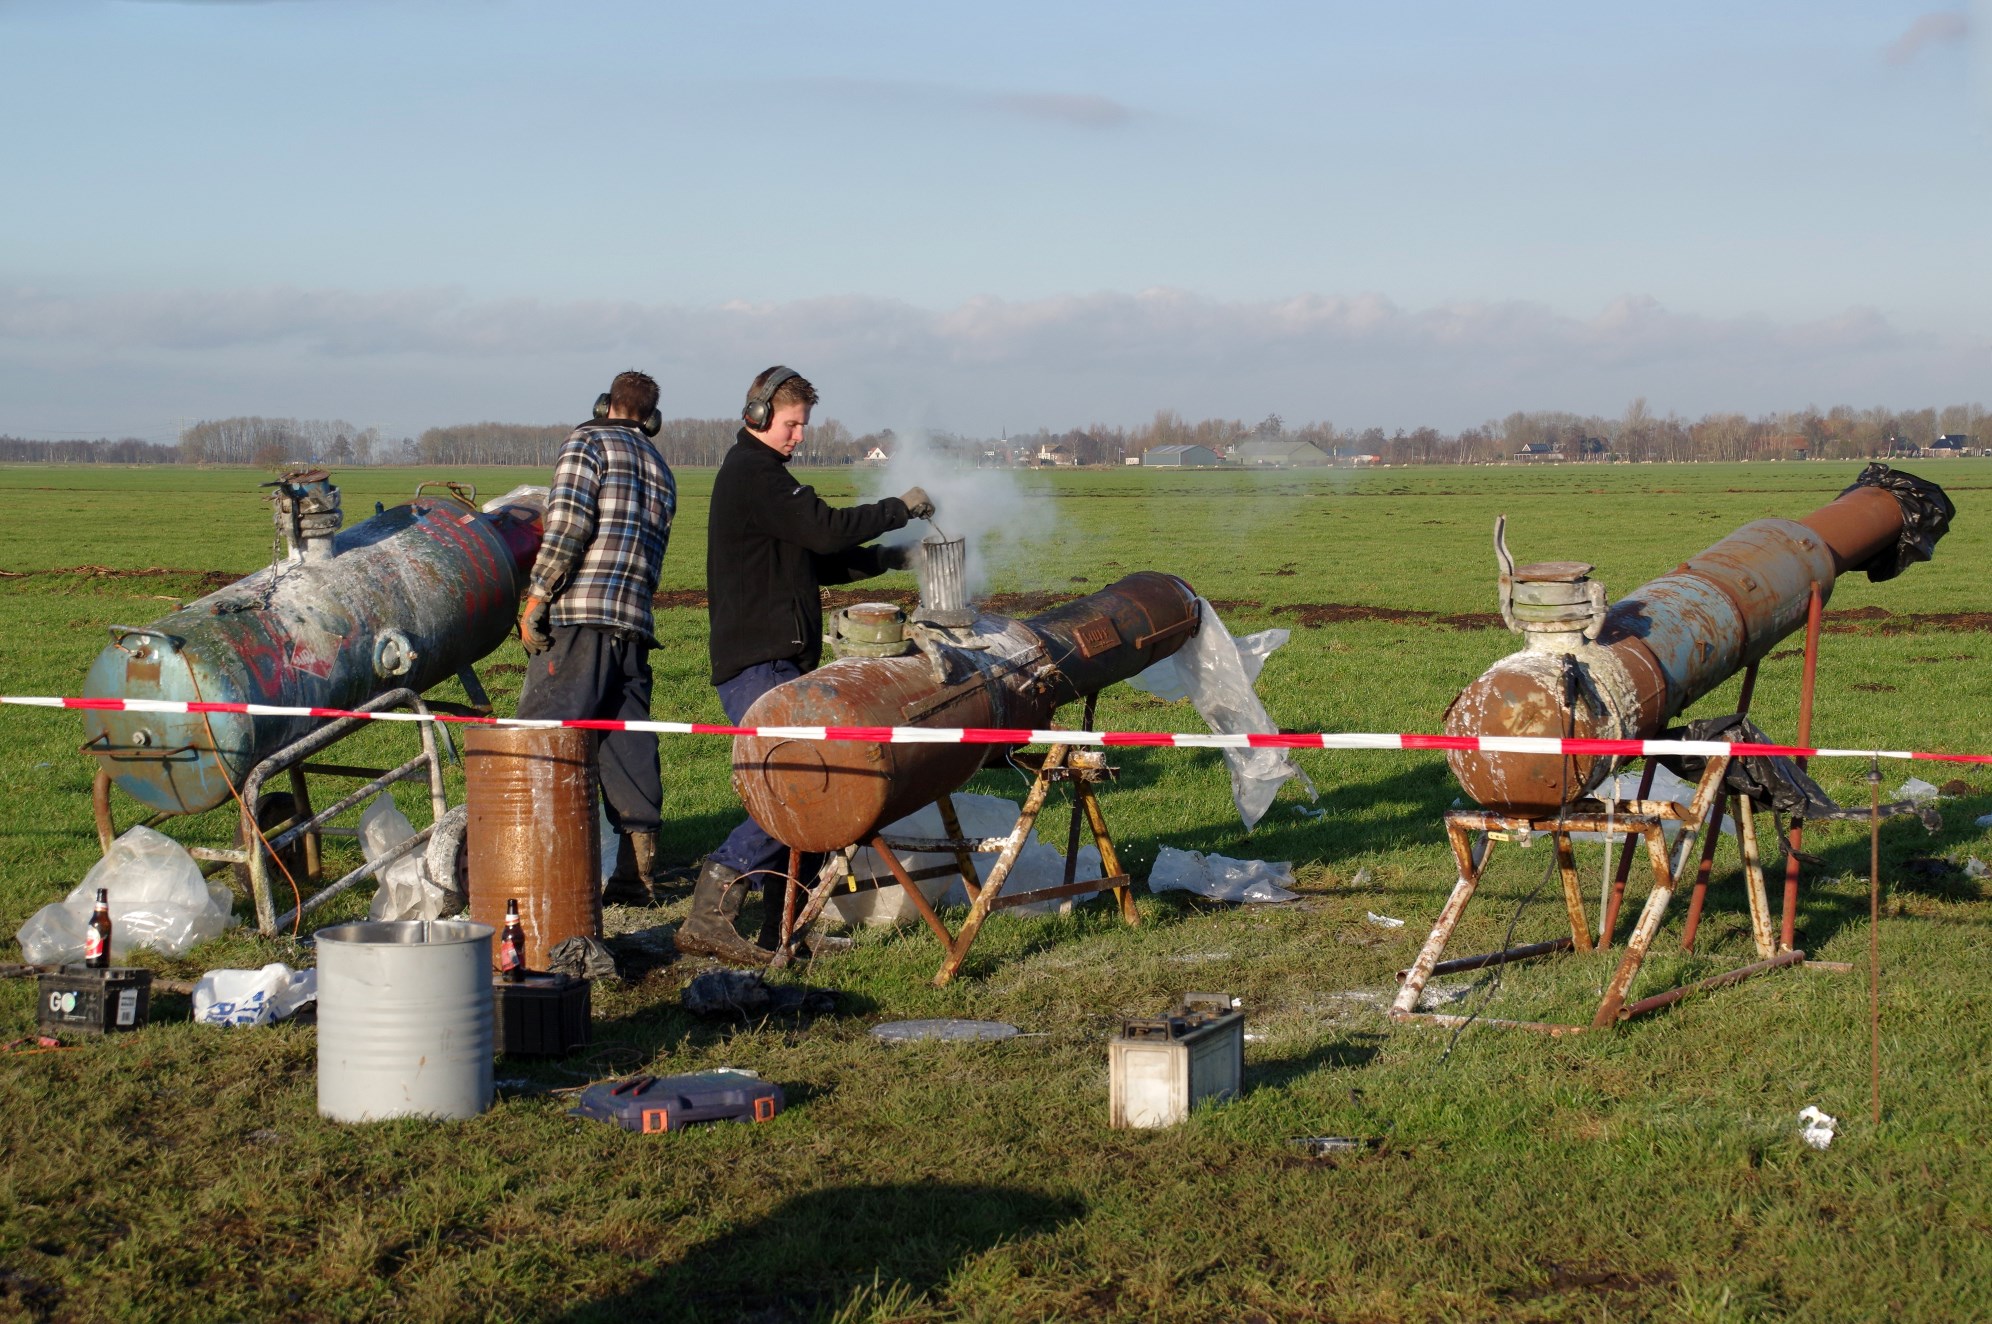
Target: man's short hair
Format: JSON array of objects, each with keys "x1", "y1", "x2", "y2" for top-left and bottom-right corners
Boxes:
[
  {"x1": 608, "y1": 370, "x2": 660, "y2": 420},
  {"x1": 751, "y1": 365, "x2": 819, "y2": 414}
]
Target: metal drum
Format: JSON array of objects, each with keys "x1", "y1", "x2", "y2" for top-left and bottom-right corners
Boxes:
[
  {"x1": 464, "y1": 727, "x2": 600, "y2": 972},
  {"x1": 315, "y1": 919, "x2": 494, "y2": 1122},
  {"x1": 81, "y1": 490, "x2": 544, "y2": 817}
]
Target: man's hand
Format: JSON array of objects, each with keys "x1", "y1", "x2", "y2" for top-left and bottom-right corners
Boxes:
[
  {"x1": 897, "y1": 486, "x2": 935, "y2": 520},
  {"x1": 879, "y1": 543, "x2": 917, "y2": 571},
  {"x1": 519, "y1": 595, "x2": 553, "y2": 654}
]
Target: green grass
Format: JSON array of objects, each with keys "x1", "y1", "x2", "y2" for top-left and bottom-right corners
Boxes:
[{"x1": 2, "y1": 460, "x2": 1991, "y2": 1322}]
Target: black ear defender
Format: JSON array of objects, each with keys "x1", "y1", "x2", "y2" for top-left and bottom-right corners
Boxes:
[
  {"x1": 593, "y1": 391, "x2": 662, "y2": 438},
  {"x1": 742, "y1": 366, "x2": 799, "y2": 431}
]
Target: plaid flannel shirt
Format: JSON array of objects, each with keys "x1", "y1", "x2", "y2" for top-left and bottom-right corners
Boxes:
[{"x1": 526, "y1": 422, "x2": 676, "y2": 644}]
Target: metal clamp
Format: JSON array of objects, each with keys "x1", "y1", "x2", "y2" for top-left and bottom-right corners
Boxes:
[{"x1": 414, "y1": 480, "x2": 477, "y2": 508}]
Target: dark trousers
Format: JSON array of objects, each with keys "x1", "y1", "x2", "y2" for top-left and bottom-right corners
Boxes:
[
  {"x1": 515, "y1": 625, "x2": 662, "y2": 834},
  {"x1": 711, "y1": 659, "x2": 819, "y2": 893}
]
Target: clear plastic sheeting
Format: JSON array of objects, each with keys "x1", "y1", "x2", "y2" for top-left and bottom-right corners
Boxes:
[
  {"x1": 16, "y1": 826, "x2": 235, "y2": 964},
  {"x1": 823, "y1": 793, "x2": 1103, "y2": 928},
  {"x1": 193, "y1": 963, "x2": 318, "y2": 1027},
  {"x1": 1127, "y1": 600, "x2": 1315, "y2": 830},
  {"x1": 362, "y1": 794, "x2": 454, "y2": 923},
  {"x1": 1146, "y1": 845, "x2": 1300, "y2": 904},
  {"x1": 870, "y1": 1019, "x2": 1020, "y2": 1043},
  {"x1": 1567, "y1": 765, "x2": 1736, "y2": 844}
]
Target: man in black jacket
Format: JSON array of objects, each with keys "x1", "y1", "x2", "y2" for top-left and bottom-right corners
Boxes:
[{"x1": 675, "y1": 366, "x2": 934, "y2": 965}]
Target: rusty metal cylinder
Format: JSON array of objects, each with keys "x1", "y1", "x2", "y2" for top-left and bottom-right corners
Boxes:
[
  {"x1": 733, "y1": 571, "x2": 1200, "y2": 852},
  {"x1": 81, "y1": 485, "x2": 545, "y2": 816},
  {"x1": 1447, "y1": 476, "x2": 1946, "y2": 811},
  {"x1": 464, "y1": 727, "x2": 601, "y2": 972}
]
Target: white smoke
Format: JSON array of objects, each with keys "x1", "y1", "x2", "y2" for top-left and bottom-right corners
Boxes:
[{"x1": 864, "y1": 430, "x2": 1053, "y2": 597}]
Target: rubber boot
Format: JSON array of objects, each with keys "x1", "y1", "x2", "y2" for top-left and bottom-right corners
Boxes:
[
  {"x1": 672, "y1": 860, "x2": 771, "y2": 966},
  {"x1": 601, "y1": 831, "x2": 658, "y2": 907}
]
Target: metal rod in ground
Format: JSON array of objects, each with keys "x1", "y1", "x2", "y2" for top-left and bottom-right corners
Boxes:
[
  {"x1": 1782, "y1": 581, "x2": 1824, "y2": 951},
  {"x1": 1395, "y1": 938, "x2": 1573, "y2": 982},
  {"x1": 1617, "y1": 949, "x2": 1806, "y2": 1021},
  {"x1": 1869, "y1": 757, "x2": 1882, "y2": 1127}
]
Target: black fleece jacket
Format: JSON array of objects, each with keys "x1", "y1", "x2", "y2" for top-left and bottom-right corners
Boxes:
[{"x1": 706, "y1": 431, "x2": 911, "y2": 685}]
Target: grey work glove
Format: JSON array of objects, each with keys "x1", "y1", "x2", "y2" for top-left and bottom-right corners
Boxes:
[
  {"x1": 879, "y1": 543, "x2": 917, "y2": 571},
  {"x1": 519, "y1": 595, "x2": 553, "y2": 655},
  {"x1": 897, "y1": 486, "x2": 935, "y2": 520}
]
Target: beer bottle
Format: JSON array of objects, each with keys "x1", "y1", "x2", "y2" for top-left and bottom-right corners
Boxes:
[
  {"x1": 84, "y1": 888, "x2": 112, "y2": 969},
  {"x1": 499, "y1": 898, "x2": 525, "y2": 982}
]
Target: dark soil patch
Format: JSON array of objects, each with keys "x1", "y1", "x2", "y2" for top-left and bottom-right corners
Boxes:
[
  {"x1": 1939, "y1": 779, "x2": 1974, "y2": 797},
  {"x1": 483, "y1": 663, "x2": 524, "y2": 677},
  {"x1": 2, "y1": 564, "x2": 240, "y2": 592},
  {"x1": 1852, "y1": 682, "x2": 1898, "y2": 693},
  {"x1": 1496, "y1": 1262, "x2": 1676, "y2": 1304}
]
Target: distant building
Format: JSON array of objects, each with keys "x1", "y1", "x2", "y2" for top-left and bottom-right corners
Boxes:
[
  {"x1": 1928, "y1": 433, "x2": 1977, "y2": 456},
  {"x1": 1036, "y1": 443, "x2": 1078, "y2": 466},
  {"x1": 1143, "y1": 444, "x2": 1223, "y2": 468},
  {"x1": 1515, "y1": 441, "x2": 1562, "y2": 463},
  {"x1": 862, "y1": 445, "x2": 891, "y2": 464},
  {"x1": 1232, "y1": 439, "x2": 1330, "y2": 468}
]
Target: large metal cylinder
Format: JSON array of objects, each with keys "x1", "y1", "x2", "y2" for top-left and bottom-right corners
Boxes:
[
  {"x1": 733, "y1": 572, "x2": 1200, "y2": 852},
  {"x1": 464, "y1": 727, "x2": 601, "y2": 971},
  {"x1": 1446, "y1": 472, "x2": 1949, "y2": 811},
  {"x1": 315, "y1": 919, "x2": 496, "y2": 1123},
  {"x1": 82, "y1": 488, "x2": 544, "y2": 816}
]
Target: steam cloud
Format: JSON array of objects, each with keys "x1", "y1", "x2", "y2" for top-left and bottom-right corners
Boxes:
[{"x1": 866, "y1": 431, "x2": 1054, "y2": 599}]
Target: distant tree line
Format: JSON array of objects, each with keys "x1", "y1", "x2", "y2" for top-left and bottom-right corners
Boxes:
[
  {"x1": 0, "y1": 436, "x2": 183, "y2": 463},
  {"x1": 2, "y1": 401, "x2": 1985, "y2": 469}
]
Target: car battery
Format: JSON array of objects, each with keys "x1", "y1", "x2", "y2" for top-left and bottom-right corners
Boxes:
[
  {"x1": 1109, "y1": 992, "x2": 1243, "y2": 1129},
  {"x1": 38, "y1": 966, "x2": 152, "y2": 1037},
  {"x1": 492, "y1": 973, "x2": 590, "y2": 1057},
  {"x1": 569, "y1": 1071, "x2": 784, "y2": 1134}
]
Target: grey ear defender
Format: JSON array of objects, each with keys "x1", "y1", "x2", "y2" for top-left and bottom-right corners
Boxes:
[{"x1": 742, "y1": 366, "x2": 799, "y2": 431}]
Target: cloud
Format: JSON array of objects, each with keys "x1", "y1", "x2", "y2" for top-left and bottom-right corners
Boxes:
[
  {"x1": 1884, "y1": 11, "x2": 1970, "y2": 64},
  {"x1": 810, "y1": 77, "x2": 1136, "y2": 129},
  {"x1": 0, "y1": 282, "x2": 1982, "y2": 437}
]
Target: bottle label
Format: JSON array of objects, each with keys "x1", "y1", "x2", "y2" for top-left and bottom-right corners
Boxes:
[
  {"x1": 499, "y1": 937, "x2": 522, "y2": 971},
  {"x1": 85, "y1": 930, "x2": 108, "y2": 961}
]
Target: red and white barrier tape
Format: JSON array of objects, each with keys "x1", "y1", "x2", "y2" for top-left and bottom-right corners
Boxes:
[{"x1": 4, "y1": 694, "x2": 1989, "y2": 765}]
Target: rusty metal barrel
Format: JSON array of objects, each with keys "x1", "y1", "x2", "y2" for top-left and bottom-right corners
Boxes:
[
  {"x1": 734, "y1": 572, "x2": 1201, "y2": 852},
  {"x1": 464, "y1": 727, "x2": 600, "y2": 972},
  {"x1": 1445, "y1": 467, "x2": 1953, "y2": 811}
]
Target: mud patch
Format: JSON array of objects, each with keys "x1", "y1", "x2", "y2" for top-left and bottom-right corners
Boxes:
[
  {"x1": 1289, "y1": 603, "x2": 1501, "y2": 631},
  {"x1": 2, "y1": 564, "x2": 240, "y2": 592},
  {"x1": 1496, "y1": 1263, "x2": 1676, "y2": 1304},
  {"x1": 1851, "y1": 682, "x2": 1898, "y2": 693}
]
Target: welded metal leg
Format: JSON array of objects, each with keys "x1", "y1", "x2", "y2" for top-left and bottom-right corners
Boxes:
[
  {"x1": 1736, "y1": 795, "x2": 1777, "y2": 959},
  {"x1": 1782, "y1": 582, "x2": 1823, "y2": 951},
  {"x1": 935, "y1": 794, "x2": 982, "y2": 903},
  {"x1": 1392, "y1": 821, "x2": 1486, "y2": 1017},
  {"x1": 933, "y1": 745, "x2": 1066, "y2": 987},
  {"x1": 288, "y1": 764, "x2": 322, "y2": 885},
  {"x1": 92, "y1": 767, "x2": 116, "y2": 856},
  {"x1": 1679, "y1": 794, "x2": 1729, "y2": 953},
  {"x1": 1553, "y1": 832, "x2": 1595, "y2": 953},
  {"x1": 869, "y1": 836, "x2": 957, "y2": 949},
  {"x1": 1079, "y1": 778, "x2": 1139, "y2": 926},
  {"x1": 1602, "y1": 759, "x2": 1660, "y2": 947},
  {"x1": 1593, "y1": 825, "x2": 1676, "y2": 1027}
]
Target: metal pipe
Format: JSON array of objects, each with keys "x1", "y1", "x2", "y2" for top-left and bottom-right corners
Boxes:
[
  {"x1": 1446, "y1": 472, "x2": 1950, "y2": 811},
  {"x1": 1616, "y1": 949, "x2": 1806, "y2": 1021},
  {"x1": 1780, "y1": 581, "x2": 1823, "y2": 950},
  {"x1": 731, "y1": 572, "x2": 1199, "y2": 853}
]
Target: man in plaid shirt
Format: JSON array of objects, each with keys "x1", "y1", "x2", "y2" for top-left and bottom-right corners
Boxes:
[{"x1": 515, "y1": 370, "x2": 677, "y2": 905}]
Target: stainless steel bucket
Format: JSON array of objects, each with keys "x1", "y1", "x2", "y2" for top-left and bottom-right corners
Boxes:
[{"x1": 316, "y1": 919, "x2": 495, "y2": 1122}]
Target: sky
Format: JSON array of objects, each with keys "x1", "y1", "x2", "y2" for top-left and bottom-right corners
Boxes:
[{"x1": 0, "y1": 0, "x2": 1986, "y2": 442}]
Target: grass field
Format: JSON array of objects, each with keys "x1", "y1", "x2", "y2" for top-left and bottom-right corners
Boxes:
[{"x1": 2, "y1": 459, "x2": 1990, "y2": 1323}]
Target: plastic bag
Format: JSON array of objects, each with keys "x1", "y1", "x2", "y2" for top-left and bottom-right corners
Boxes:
[
  {"x1": 1146, "y1": 845, "x2": 1299, "y2": 903},
  {"x1": 1567, "y1": 764, "x2": 1736, "y2": 844},
  {"x1": 192, "y1": 963, "x2": 317, "y2": 1027},
  {"x1": 824, "y1": 793, "x2": 1105, "y2": 928},
  {"x1": 1127, "y1": 602, "x2": 1315, "y2": 830},
  {"x1": 362, "y1": 794, "x2": 453, "y2": 922},
  {"x1": 16, "y1": 826, "x2": 235, "y2": 963}
]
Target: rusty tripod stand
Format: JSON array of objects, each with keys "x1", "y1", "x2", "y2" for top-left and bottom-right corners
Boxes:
[
  {"x1": 765, "y1": 698, "x2": 1140, "y2": 986},
  {"x1": 1390, "y1": 750, "x2": 1815, "y2": 1034}
]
